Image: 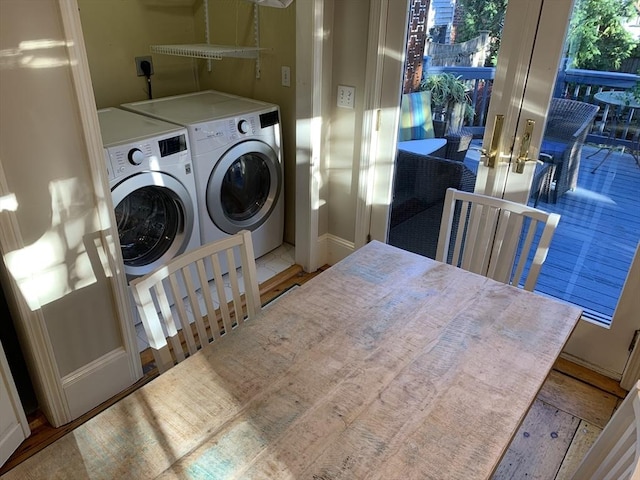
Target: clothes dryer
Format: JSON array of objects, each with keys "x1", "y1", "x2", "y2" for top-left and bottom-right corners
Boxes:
[
  {"x1": 98, "y1": 108, "x2": 200, "y2": 280},
  {"x1": 121, "y1": 90, "x2": 284, "y2": 261}
]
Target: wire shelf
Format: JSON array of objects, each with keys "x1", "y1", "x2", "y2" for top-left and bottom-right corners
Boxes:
[{"x1": 150, "y1": 44, "x2": 264, "y2": 60}]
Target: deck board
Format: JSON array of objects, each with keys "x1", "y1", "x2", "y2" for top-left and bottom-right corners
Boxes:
[{"x1": 532, "y1": 143, "x2": 640, "y2": 320}]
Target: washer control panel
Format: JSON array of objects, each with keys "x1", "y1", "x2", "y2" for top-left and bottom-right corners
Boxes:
[{"x1": 105, "y1": 131, "x2": 190, "y2": 180}]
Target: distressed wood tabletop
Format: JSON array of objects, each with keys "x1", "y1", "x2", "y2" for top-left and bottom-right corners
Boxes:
[{"x1": 6, "y1": 241, "x2": 582, "y2": 480}]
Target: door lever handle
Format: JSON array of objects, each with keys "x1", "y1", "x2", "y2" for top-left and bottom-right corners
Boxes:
[
  {"x1": 480, "y1": 114, "x2": 504, "y2": 168},
  {"x1": 515, "y1": 119, "x2": 535, "y2": 173}
]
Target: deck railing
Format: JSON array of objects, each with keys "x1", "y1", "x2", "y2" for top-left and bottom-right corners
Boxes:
[{"x1": 425, "y1": 65, "x2": 640, "y2": 148}]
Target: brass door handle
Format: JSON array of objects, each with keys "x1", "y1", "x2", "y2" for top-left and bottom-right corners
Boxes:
[
  {"x1": 515, "y1": 119, "x2": 535, "y2": 173},
  {"x1": 480, "y1": 114, "x2": 504, "y2": 168}
]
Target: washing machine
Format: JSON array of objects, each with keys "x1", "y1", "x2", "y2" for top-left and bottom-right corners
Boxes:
[
  {"x1": 98, "y1": 107, "x2": 200, "y2": 280},
  {"x1": 121, "y1": 90, "x2": 284, "y2": 261}
]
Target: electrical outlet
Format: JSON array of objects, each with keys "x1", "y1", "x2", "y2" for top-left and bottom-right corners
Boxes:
[
  {"x1": 281, "y1": 66, "x2": 291, "y2": 87},
  {"x1": 337, "y1": 85, "x2": 355, "y2": 109},
  {"x1": 135, "y1": 56, "x2": 153, "y2": 77}
]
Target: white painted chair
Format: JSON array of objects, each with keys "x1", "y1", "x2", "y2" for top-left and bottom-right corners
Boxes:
[
  {"x1": 130, "y1": 230, "x2": 261, "y2": 374},
  {"x1": 571, "y1": 381, "x2": 640, "y2": 480},
  {"x1": 436, "y1": 188, "x2": 560, "y2": 291}
]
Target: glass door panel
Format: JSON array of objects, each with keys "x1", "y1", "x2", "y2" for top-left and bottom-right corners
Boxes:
[
  {"x1": 524, "y1": 0, "x2": 640, "y2": 326},
  {"x1": 383, "y1": 0, "x2": 640, "y2": 376},
  {"x1": 388, "y1": 0, "x2": 514, "y2": 259}
]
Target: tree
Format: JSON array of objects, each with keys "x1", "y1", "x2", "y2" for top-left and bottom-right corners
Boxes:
[
  {"x1": 567, "y1": 0, "x2": 637, "y2": 71},
  {"x1": 455, "y1": 0, "x2": 638, "y2": 71},
  {"x1": 455, "y1": 0, "x2": 507, "y2": 66}
]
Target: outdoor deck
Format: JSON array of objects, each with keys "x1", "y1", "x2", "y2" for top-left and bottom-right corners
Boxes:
[
  {"x1": 528, "y1": 143, "x2": 640, "y2": 322},
  {"x1": 464, "y1": 142, "x2": 640, "y2": 322}
]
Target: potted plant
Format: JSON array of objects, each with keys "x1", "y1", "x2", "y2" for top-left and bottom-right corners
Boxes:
[{"x1": 420, "y1": 73, "x2": 475, "y2": 136}]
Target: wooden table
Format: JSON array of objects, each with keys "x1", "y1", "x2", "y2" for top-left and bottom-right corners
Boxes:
[
  {"x1": 592, "y1": 90, "x2": 640, "y2": 172},
  {"x1": 5, "y1": 241, "x2": 581, "y2": 480}
]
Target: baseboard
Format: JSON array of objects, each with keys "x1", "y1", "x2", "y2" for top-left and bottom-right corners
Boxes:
[
  {"x1": 317, "y1": 234, "x2": 355, "y2": 266},
  {"x1": 62, "y1": 348, "x2": 137, "y2": 423},
  {"x1": 558, "y1": 353, "x2": 627, "y2": 398}
]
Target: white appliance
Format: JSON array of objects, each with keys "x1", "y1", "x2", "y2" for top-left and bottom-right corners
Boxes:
[
  {"x1": 98, "y1": 107, "x2": 200, "y2": 280},
  {"x1": 121, "y1": 90, "x2": 284, "y2": 260}
]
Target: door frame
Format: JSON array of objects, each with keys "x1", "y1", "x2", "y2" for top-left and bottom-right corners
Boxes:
[
  {"x1": 294, "y1": 0, "x2": 325, "y2": 272},
  {"x1": 0, "y1": 340, "x2": 29, "y2": 467},
  {"x1": 0, "y1": 0, "x2": 142, "y2": 427},
  {"x1": 353, "y1": 0, "x2": 640, "y2": 385}
]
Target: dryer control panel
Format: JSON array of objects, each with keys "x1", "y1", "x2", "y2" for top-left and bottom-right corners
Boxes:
[{"x1": 190, "y1": 107, "x2": 279, "y2": 156}]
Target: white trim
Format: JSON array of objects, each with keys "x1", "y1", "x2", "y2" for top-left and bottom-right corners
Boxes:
[
  {"x1": 622, "y1": 343, "x2": 640, "y2": 391},
  {"x1": 354, "y1": 0, "x2": 386, "y2": 249},
  {"x1": 0, "y1": 166, "x2": 70, "y2": 426},
  {"x1": 620, "y1": 242, "x2": 640, "y2": 390},
  {"x1": 0, "y1": 340, "x2": 29, "y2": 465},
  {"x1": 294, "y1": 0, "x2": 324, "y2": 272},
  {"x1": 59, "y1": 0, "x2": 142, "y2": 383},
  {"x1": 365, "y1": 0, "x2": 410, "y2": 244},
  {"x1": 560, "y1": 352, "x2": 621, "y2": 382},
  {"x1": 316, "y1": 233, "x2": 355, "y2": 267},
  {"x1": 62, "y1": 349, "x2": 136, "y2": 419}
]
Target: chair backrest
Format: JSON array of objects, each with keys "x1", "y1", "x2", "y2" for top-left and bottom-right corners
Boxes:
[
  {"x1": 130, "y1": 230, "x2": 261, "y2": 373},
  {"x1": 571, "y1": 381, "x2": 640, "y2": 480},
  {"x1": 436, "y1": 188, "x2": 560, "y2": 291},
  {"x1": 545, "y1": 98, "x2": 599, "y2": 143}
]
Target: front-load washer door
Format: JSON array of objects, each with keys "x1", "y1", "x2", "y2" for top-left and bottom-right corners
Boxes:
[
  {"x1": 206, "y1": 139, "x2": 282, "y2": 234},
  {"x1": 111, "y1": 171, "x2": 195, "y2": 278}
]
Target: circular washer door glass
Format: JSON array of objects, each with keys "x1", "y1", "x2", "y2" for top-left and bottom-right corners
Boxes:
[
  {"x1": 221, "y1": 153, "x2": 271, "y2": 222},
  {"x1": 115, "y1": 186, "x2": 183, "y2": 267}
]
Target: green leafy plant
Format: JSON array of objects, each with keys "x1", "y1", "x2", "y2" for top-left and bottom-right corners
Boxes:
[
  {"x1": 420, "y1": 73, "x2": 475, "y2": 134},
  {"x1": 634, "y1": 75, "x2": 640, "y2": 103}
]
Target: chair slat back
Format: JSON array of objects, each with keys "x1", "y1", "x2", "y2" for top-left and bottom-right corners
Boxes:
[
  {"x1": 436, "y1": 188, "x2": 560, "y2": 291},
  {"x1": 130, "y1": 230, "x2": 261, "y2": 373},
  {"x1": 571, "y1": 381, "x2": 640, "y2": 480}
]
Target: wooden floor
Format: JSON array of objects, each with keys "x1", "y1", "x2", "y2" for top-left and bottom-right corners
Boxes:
[{"x1": 0, "y1": 264, "x2": 629, "y2": 478}]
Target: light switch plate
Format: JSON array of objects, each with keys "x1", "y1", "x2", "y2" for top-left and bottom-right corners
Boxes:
[
  {"x1": 281, "y1": 66, "x2": 291, "y2": 87},
  {"x1": 337, "y1": 85, "x2": 355, "y2": 109}
]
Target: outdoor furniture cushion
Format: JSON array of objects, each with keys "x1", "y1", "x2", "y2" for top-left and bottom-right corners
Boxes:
[
  {"x1": 399, "y1": 91, "x2": 436, "y2": 141},
  {"x1": 397, "y1": 138, "x2": 447, "y2": 157}
]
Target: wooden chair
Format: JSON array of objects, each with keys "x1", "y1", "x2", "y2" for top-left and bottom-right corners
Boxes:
[
  {"x1": 436, "y1": 188, "x2": 560, "y2": 291},
  {"x1": 130, "y1": 230, "x2": 261, "y2": 373},
  {"x1": 571, "y1": 380, "x2": 640, "y2": 479}
]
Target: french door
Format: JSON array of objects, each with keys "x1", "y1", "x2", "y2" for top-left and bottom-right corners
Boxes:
[{"x1": 365, "y1": 0, "x2": 640, "y2": 383}]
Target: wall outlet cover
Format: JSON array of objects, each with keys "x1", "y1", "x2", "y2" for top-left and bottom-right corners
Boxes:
[{"x1": 135, "y1": 56, "x2": 154, "y2": 77}]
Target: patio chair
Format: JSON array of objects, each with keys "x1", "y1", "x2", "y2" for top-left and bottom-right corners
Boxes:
[
  {"x1": 389, "y1": 151, "x2": 476, "y2": 259},
  {"x1": 570, "y1": 380, "x2": 640, "y2": 479},
  {"x1": 398, "y1": 90, "x2": 472, "y2": 161},
  {"x1": 539, "y1": 98, "x2": 599, "y2": 203},
  {"x1": 436, "y1": 188, "x2": 560, "y2": 291},
  {"x1": 130, "y1": 230, "x2": 261, "y2": 374}
]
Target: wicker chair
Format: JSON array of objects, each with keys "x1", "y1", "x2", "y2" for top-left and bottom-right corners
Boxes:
[
  {"x1": 389, "y1": 150, "x2": 476, "y2": 259},
  {"x1": 539, "y1": 98, "x2": 599, "y2": 203}
]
